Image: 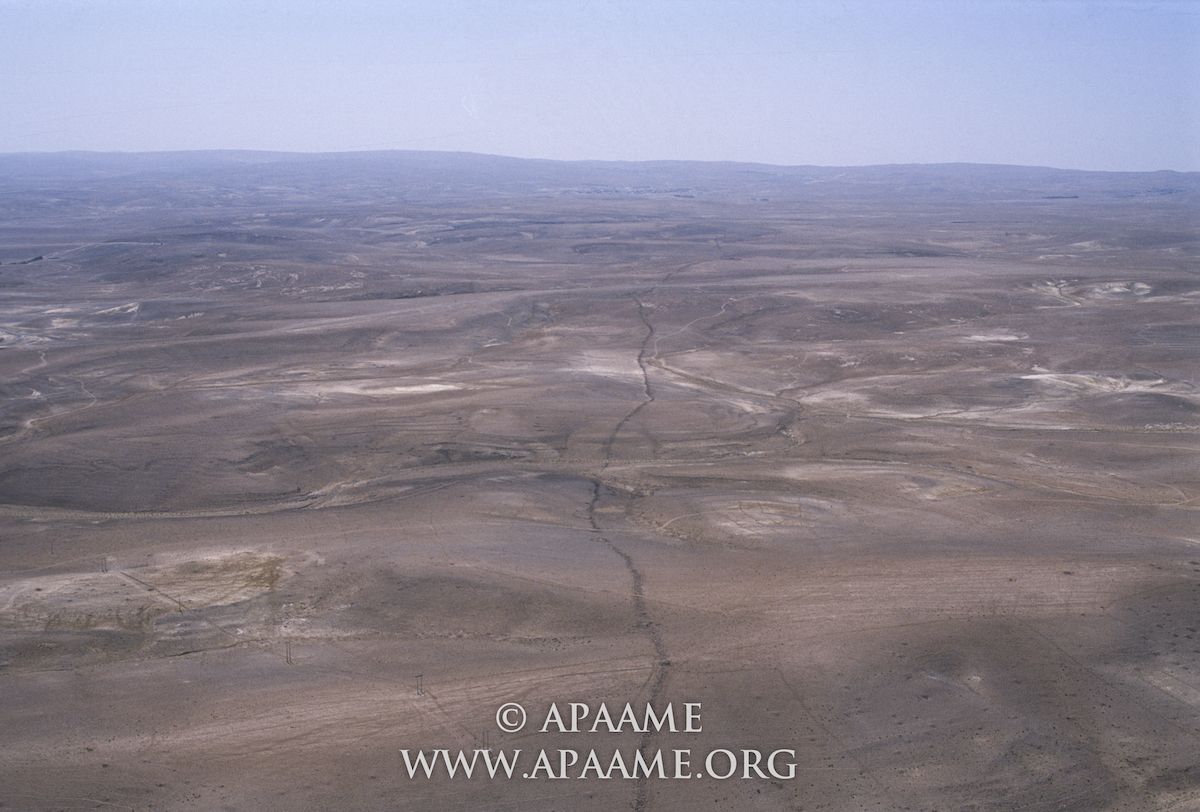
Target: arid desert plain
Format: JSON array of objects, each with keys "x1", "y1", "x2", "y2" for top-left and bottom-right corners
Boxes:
[{"x1": 0, "y1": 152, "x2": 1198, "y2": 811}]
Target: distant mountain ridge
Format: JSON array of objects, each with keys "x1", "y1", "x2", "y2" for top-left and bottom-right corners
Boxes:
[
  {"x1": 1, "y1": 150, "x2": 1196, "y2": 211},
  {"x1": 2, "y1": 148, "x2": 1196, "y2": 175}
]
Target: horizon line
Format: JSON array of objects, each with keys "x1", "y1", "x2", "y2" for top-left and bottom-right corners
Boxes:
[{"x1": 1, "y1": 148, "x2": 1194, "y2": 176}]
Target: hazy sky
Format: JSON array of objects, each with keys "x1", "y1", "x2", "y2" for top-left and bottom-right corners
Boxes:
[{"x1": 1, "y1": 0, "x2": 1197, "y2": 170}]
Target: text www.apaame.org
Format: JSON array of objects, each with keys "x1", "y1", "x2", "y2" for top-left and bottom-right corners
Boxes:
[{"x1": 401, "y1": 747, "x2": 797, "y2": 780}]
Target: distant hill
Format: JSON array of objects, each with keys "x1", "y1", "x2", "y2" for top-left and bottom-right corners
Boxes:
[{"x1": 1, "y1": 150, "x2": 1196, "y2": 211}]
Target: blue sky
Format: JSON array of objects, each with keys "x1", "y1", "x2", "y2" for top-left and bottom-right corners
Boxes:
[{"x1": 1, "y1": 0, "x2": 1196, "y2": 169}]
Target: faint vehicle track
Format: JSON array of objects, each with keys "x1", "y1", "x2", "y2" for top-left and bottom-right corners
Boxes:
[{"x1": 0, "y1": 373, "x2": 101, "y2": 447}]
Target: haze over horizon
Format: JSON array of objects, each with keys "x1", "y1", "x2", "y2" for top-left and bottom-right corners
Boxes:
[
  {"x1": 7, "y1": 148, "x2": 1200, "y2": 178},
  {"x1": 2, "y1": 0, "x2": 1197, "y2": 172}
]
